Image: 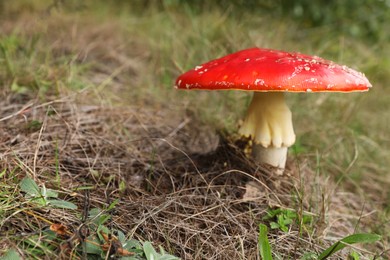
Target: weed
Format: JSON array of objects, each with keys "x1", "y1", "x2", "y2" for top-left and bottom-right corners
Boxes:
[
  {"x1": 263, "y1": 208, "x2": 312, "y2": 233},
  {"x1": 19, "y1": 177, "x2": 77, "y2": 209}
]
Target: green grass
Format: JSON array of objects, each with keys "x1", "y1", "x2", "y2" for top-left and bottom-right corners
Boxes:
[{"x1": 1, "y1": 1, "x2": 389, "y2": 259}]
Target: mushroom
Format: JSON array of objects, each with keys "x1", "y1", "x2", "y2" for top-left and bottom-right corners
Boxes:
[{"x1": 175, "y1": 48, "x2": 371, "y2": 172}]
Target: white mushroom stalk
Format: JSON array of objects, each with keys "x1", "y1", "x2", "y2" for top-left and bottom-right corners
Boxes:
[{"x1": 239, "y1": 92, "x2": 295, "y2": 170}]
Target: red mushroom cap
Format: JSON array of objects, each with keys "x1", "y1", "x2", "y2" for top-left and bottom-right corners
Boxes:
[{"x1": 175, "y1": 48, "x2": 372, "y2": 92}]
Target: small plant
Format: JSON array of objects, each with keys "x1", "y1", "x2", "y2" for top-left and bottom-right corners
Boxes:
[
  {"x1": 262, "y1": 208, "x2": 312, "y2": 233},
  {"x1": 19, "y1": 177, "x2": 77, "y2": 209},
  {"x1": 80, "y1": 207, "x2": 180, "y2": 259},
  {"x1": 7, "y1": 179, "x2": 180, "y2": 259}
]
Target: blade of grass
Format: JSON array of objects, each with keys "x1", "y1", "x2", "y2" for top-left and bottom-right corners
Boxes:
[
  {"x1": 318, "y1": 233, "x2": 381, "y2": 260},
  {"x1": 258, "y1": 224, "x2": 273, "y2": 260}
]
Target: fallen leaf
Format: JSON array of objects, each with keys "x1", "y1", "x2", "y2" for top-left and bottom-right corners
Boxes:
[
  {"x1": 50, "y1": 223, "x2": 70, "y2": 236},
  {"x1": 100, "y1": 231, "x2": 134, "y2": 256}
]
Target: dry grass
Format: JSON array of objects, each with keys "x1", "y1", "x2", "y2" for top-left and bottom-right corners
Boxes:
[
  {"x1": 0, "y1": 1, "x2": 389, "y2": 259},
  {"x1": 0, "y1": 91, "x2": 386, "y2": 259}
]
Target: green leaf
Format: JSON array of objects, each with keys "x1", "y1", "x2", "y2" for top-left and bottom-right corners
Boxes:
[
  {"x1": 88, "y1": 208, "x2": 101, "y2": 218},
  {"x1": 258, "y1": 224, "x2": 273, "y2": 260},
  {"x1": 84, "y1": 235, "x2": 102, "y2": 255},
  {"x1": 280, "y1": 225, "x2": 288, "y2": 233},
  {"x1": 107, "y1": 199, "x2": 119, "y2": 211},
  {"x1": 30, "y1": 197, "x2": 47, "y2": 206},
  {"x1": 318, "y1": 233, "x2": 381, "y2": 260},
  {"x1": 349, "y1": 251, "x2": 360, "y2": 260},
  {"x1": 1, "y1": 249, "x2": 22, "y2": 260},
  {"x1": 42, "y1": 188, "x2": 58, "y2": 199},
  {"x1": 143, "y1": 241, "x2": 158, "y2": 260},
  {"x1": 300, "y1": 252, "x2": 318, "y2": 260},
  {"x1": 263, "y1": 209, "x2": 281, "y2": 220},
  {"x1": 117, "y1": 230, "x2": 126, "y2": 244},
  {"x1": 0, "y1": 169, "x2": 6, "y2": 178},
  {"x1": 47, "y1": 199, "x2": 78, "y2": 209},
  {"x1": 158, "y1": 246, "x2": 180, "y2": 259},
  {"x1": 159, "y1": 255, "x2": 180, "y2": 260},
  {"x1": 123, "y1": 239, "x2": 143, "y2": 251},
  {"x1": 20, "y1": 177, "x2": 41, "y2": 196},
  {"x1": 97, "y1": 226, "x2": 110, "y2": 241},
  {"x1": 269, "y1": 222, "x2": 280, "y2": 230},
  {"x1": 95, "y1": 214, "x2": 111, "y2": 226},
  {"x1": 121, "y1": 257, "x2": 139, "y2": 260}
]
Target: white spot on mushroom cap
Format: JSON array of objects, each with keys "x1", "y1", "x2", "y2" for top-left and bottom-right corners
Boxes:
[
  {"x1": 178, "y1": 80, "x2": 182, "y2": 86},
  {"x1": 254, "y1": 78, "x2": 265, "y2": 86},
  {"x1": 215, "y1": 81, "x2": 234, "y2": 87},
  {"x1": 289, "y1": 65, "x2": 304, "y2": 79},
  {"x1": 195, "y1": 65, "x2": 203, "y2": 71},
  {"x1": 306, "y1": 88, "x2": 313, "y2": 92},
  {"x1": 245, "y1": 58, "x2": 250, "y2": 62}
]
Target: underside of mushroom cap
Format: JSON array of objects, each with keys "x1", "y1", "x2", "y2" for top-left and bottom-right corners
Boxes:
[{"x1": 175, "y1": 48, "x2": 372, "y2": 93}]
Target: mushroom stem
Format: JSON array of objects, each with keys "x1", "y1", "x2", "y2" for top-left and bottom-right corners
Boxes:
[
  {"x1": 251, "y1": 145, "x2": 287, "y2": 172},
  {"x1": 238, "y1": 92, "x2": 295, "y2": 171}
]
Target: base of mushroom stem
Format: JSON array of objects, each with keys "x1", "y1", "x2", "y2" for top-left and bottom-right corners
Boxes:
[{"x1": 251, "y1": 145, "x2": 287, "y2": 174}]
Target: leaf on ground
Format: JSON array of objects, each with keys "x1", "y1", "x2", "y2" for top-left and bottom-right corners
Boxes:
[
  {"x1": 123, "y1": 238, "x2": 143, "y2": 252},
  {"x1": 19, "y1": 177, "x2": 41, "y2": 196},
  {"x1": 50, "y1": 223, "x2": 70, "y2": 236},
  {"x1": 42, "y1": 188, "x2": 58, "y2": 198},
  {"x1": 99, "y1": 231, "x2": 134, "y2": 257},
  {"x1": 143, "y1": 241, "x2": 158, "y2": 260},
  {"x1": 1, "y1": 249, "x2": 22, "y2": 260},
  {"x1": 159, "y1": 254, "x2": 180, "y2": 260},
  {"x1": 85, "y1": 236, "x2": 102, "y2": 255},
  {"x1": 117, "y1": 248, "x2": 135, "y2": 256},
  {"x1": 47, "y1": 199, "x2": 78, "y2": 209}
]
